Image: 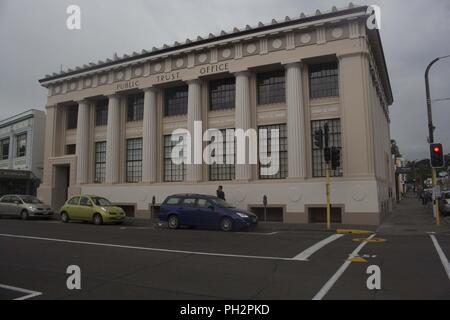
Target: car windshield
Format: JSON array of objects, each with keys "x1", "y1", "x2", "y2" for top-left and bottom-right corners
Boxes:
[
  {"x1": 20, "y1": 196, "x2": 43, "y2": 204},
  {"x1": 214, "y1": 198, "x2": 235, "y2": 208},
  {"x1": 91, "y1": 197, "x2": 113, "y2": 206}
]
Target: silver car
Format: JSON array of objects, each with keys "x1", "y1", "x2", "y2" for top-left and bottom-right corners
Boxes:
[
  {"x1": 439, "y1": 191, "x2": 450, "y2": 216},
  {"x1": 0, "y1": 195, "x2": 54, "y2": 220}
]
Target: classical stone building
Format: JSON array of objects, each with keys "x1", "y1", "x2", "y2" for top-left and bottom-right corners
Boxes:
[{"x1": 37, "y1": 4, "x2": 394, "y2": 224}]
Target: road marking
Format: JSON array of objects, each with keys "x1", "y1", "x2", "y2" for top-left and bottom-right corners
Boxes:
[
  {"x1": 0, "y1": 233, "x2": 301, "y2": 262},
  {"x1": 430, "y1": 235, "x2": 450, "y2": 281},
  {"x1": 293, "y1": 234, "x2": 344, "y2": 261},
  {"x1": 337, "y1": 229, "x2": 373, "y2": 235},
  {"x1": 312, "y1": 234, "x2": 377, "y2": 300},
  {"x1": 235, "y1": 232, "x2": 280, "y2": 236},
  {"x1": 0, "y1": 284, "x2": 42, "y2": 300}
]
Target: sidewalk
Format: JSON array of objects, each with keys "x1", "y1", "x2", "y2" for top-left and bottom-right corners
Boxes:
[{"x1": 376, "y1": 197, "x2": 450, "y2": 235}]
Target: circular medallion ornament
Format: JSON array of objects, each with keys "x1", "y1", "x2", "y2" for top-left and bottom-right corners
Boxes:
[
  {"x1": 134, "y1": 67, "x2": 143, "y2": 77},
  {"x1": 100, "y1": 75, "x2": 108, "y2": 84},
  {"x1": 288, "y1": 188, "x2": 302, "y2": 203},
  {"x1": 154, "y1": 63, "x2": 162, "y2": 72},
  {"x1": 332, "y1": 27, "x2": 344, "y2": 39},
  {"x1": 84, "y1": 78, "x2": 92, "y2": 87},
  {"x1": 272, "y1": 39, "x2": 283, "y2": 49},
  {"x1": 198, "y1": 53, "x2": 208, "y2": 63},
  {"x1": 246, "y1": 43, "x2": 257, "y2": 54},
  {"x1": 70, "y1": 82, "x2": 77, "y2": 90},
  {"x1": 300, "y1": 33, "x2": 311, "y2": 44},
  {"x1": 222, "y1": 48, "x2": 231, "y2": 58},
  {"x1": 352, "y1": 186, "x2": 367, "y2": 202},
  {"x1": 176, "y1": 58, "x2": 184, "y2": 68},
  {"x1": 116, "y1": 71, "x2": 124, "y2": 80},
  {"x1": 54, "y1": 86, "x2": 61, "y2": 94}
]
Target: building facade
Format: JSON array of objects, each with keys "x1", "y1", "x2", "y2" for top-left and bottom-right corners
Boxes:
[
  {"x1": 0, "y1": 109, "x2": 46, "y2": 196},
  {"x1": 37, "y1": 5, "x2": 394, "y2": 224}
]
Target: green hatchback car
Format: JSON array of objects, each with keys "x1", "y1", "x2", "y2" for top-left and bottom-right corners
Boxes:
[{"x1": 60, "y1": 195, "x2": 126, "y2": 225}]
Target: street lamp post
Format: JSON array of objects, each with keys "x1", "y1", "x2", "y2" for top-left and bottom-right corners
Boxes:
[{"x1": 425, "y1": 55, "x2": 450, "y2": 226}]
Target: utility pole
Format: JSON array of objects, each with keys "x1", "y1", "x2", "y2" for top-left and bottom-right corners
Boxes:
[
  {"x1": 324, "y1": 123, "x2": 331, "y2": 230},
  {"x1": 425, "y1": 55, "x2": 450, "y2": 226}
]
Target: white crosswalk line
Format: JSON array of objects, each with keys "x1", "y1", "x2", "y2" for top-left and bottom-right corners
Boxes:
[{"x1": 293, "y1": 234, "x2": 344, "y2": 261}]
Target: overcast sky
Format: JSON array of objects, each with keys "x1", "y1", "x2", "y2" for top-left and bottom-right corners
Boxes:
[{"x1": 1, "y1": 0, "x2": 449, "y2": 161}]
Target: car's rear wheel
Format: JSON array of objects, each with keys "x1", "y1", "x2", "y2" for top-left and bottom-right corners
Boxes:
[
  {"x1": 220, "y1": 217, "x2": 233, "y2": 232},
  {"x1": 168, "y1": 215, "x2": 180, "y2": 229},
  {"x1": 93, "y1": 214, "x2": 103, "y2": 226},
  {"x1": 20, "y1": 210, "x2": 29, "y2": 221},
  {"x1": 61, "y1": 212, "x2": 70, "y2": 223}
]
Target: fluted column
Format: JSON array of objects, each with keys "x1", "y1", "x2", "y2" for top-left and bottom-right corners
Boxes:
[
  {"x1": 142, "y1": 88, "x2": 157, "y2": 183},
  {"x1": 106, "y1": 94, "x2": 121, "y2": 184},
  {"x1": 235, "y1": 71, "x2": 252, "y2": 181},
  {"x1": 187, "y1": 80, "x2": 203, "y2": 182},
  {"x1": 286, "y1": 63, "x2": 306, "y2": 178},
  {"x1": 76, "y1": 100, "x2": 90, "y2": 185}
]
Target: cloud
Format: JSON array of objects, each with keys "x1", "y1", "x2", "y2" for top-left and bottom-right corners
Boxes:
[{"x1": 1, "y1": 0, "x2": 449, "y2": 161}]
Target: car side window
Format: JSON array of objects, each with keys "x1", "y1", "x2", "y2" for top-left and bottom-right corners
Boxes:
[
  {"x1": 79, "y1": 197, "x2": 92, "y2": 206},
  {"x1": 181, "y1": 198, "x2": 197, "y2": 207},
  {"x1": 1, "y1": 196, "x2": 10, "y2": 203},
  {"x1": 166, "y1": 197, "x2": 181, "y2": 205},
  {"x1": 197, "y1": 199, "x2": 212, "y2": 208},
  {"x1": 11, "y1": 196, "x2": 21, "y2": 204},
  {"x1": 68, "y1": 197, "x2": 80, "y2": 205}
]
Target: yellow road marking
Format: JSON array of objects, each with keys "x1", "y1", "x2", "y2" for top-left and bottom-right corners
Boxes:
[{"x1": 336, "y1": 229, "x2": 374, "y2": 235}]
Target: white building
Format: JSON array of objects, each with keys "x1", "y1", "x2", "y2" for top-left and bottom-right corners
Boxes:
[
  {"x1": 0, "y1": 109, "x2": 46, "y2": 196},
  {"x1": 37, "y1": 5, "x2": 395, "y2": 225}
]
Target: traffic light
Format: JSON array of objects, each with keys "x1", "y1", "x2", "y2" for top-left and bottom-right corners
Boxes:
[
  {"x1": 314, "y1": 129, "x2": 324, "y2": 149},
  {"x1": 324, "y1": 147, "x2": 331, "y2": 163},
  {"x1": 331, "y1": 147, "x2": 341, "y2": 170},
  {"x1": 430, "y1": 143, "x2": 444, "y2": 168}
]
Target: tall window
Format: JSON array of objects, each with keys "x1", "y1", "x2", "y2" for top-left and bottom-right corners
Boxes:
[
  {"x1": 66, "y1": 144, "x2": 76, "y2": 155},
  {"x1": 309, "y1": 62, "x2": 339, "y2": 99},
  {"x1": 66, "y1": 105, "x2": 78, "y2": 129},
  {"x1": 209, "y1": 78, "x2": 236, "y2": 111},
  {"x1": 258, "y1": 124, "x2": 288, "y2": 179},
  {"x1": 164, "y1": 135, "x2": 187, "y2": 182},
  {"x1": 209, "y1": 129, "x2": 235, "y2": 181},
  {"x1": 126, "y1": 138, "x2": 143, "y2": 183},
  {"x1": 127, "y1": 94, "x2": 144, "y2": 122},
  {"x1": 165, "y1": 86, "x2": 188, "y2": 117},
  {"x1": 311, "y1": 119, "x2": 342, "y2": 177},
  {"x1": 94, "y1": 142, "x2": 106, "y2": 183},
  {"x1": 0, "y1": 138, "x2": 9, "y2": 160},
  {"x1": 95, "y1": 99, "x2": 108, "y2": 126},
  {"x1": 16, "y1": 133, "x2": 27, "y2": 158},
  {"x1": 257, "y1": 70, "x2": 286, "y2": 105}
]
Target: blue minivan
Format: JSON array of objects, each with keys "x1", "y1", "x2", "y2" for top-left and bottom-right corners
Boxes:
[{"x1": 159, "y1": 194, "x2": 258, "y2": 232}]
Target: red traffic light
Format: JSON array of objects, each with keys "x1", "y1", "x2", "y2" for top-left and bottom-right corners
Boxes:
[{"x1": 433, "y1": 146, "x2": 441, "y2": 153}]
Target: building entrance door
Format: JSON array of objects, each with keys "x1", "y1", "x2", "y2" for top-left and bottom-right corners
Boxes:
[{"x1": 53, "y1": 165, "x2": 70, "y2": 210}]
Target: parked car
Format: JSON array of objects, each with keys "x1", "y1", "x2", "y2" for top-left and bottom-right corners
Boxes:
[
  {"x1": 60, "y1": 195, "x2": 126, "y2": 225},
  {"x1": 0, "y1": 195, "x2": 54, "y2": 220},
  {"x1": 159, "y1": 194, "x2": 258, "y2": 232},
  {"x1": 439, "y1": 191, "x2": 450, "y2": 216}
]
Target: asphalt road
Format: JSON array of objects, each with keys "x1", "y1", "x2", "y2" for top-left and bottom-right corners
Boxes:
[{"x1": 0, "y1": 201, "x2": 449, "y2": 300}]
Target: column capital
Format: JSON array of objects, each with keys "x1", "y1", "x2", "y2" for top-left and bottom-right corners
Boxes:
[
  {"x1": 284, "y1": 61, "x2": 303, "y2": 70},
  {"x1": 76, "y1": 99, "x2": 90, "y2": 105},
  {"x1": 186, "y1": 79, "x2": 202, "y2": 86},
  {"x1": 143, "y1": 86, "x2": 158, "y2": 93},
  {"x1": 106, "y1": 93, "x2": 120, "y2": 99},
  {"x1": 234, "y1": 70, "x2": 252, "y2": 78}
]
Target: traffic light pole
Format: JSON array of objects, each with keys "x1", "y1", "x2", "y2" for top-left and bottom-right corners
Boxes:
[
  {"x1": 425, "y1": 56, "x2": 450, "y2": 226},
  {"x1": 326, "y1": 163, "x2": 331, "y2": 230}
]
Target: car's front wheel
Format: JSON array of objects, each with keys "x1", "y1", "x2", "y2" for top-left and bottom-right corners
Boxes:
[
  {"x1": 20, "y1": 210, "x2": 29, "y2": 221},
  {"x1": 61, "y1": 212, "x2": 70, "y2": 223},
  {"x1": 168, "y1": 215, "x2": 180, "y2": 229},
  {"x1": 93, "y1": 214, "x2": 103, "y2": 226},
  {"x1": 220, "y1": 217, "x2": 233, "y2": 232}
]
